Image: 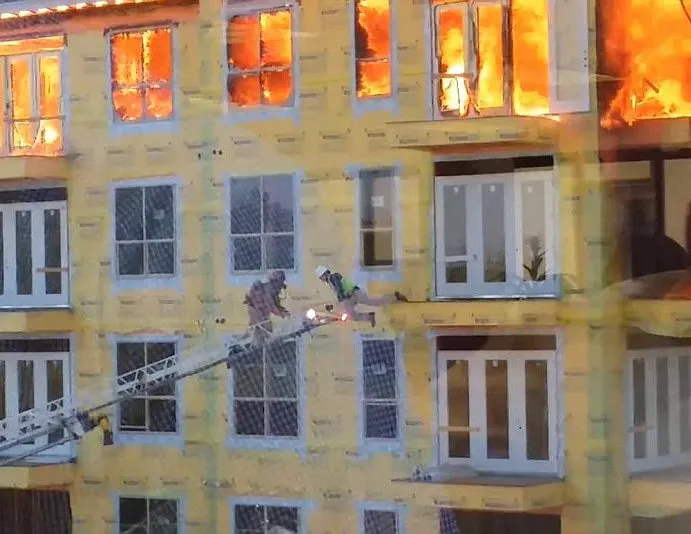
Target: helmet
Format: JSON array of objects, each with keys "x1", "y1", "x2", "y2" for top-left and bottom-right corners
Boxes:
[
  {"x1": 268, "y1": 270, "x2": 286, "y2": 287},
  {"x1": 314, "y1": 265, "x2": 329, "y2": 279}
]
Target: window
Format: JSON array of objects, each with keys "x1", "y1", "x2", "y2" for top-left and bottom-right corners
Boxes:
[
  {"x1": 360, "y1": 338, "x2": 401, "y2": 443},
  {"x1": 431, "y1": 0, "x2": 589, "y2": 118},
  {"x1": 354, "y1": 0, "x2": 392, "y2": 100},
  {"x1": 628, "y1": 349, "x2": 691, "y2": 472},
  {"x1": 434, "y1": 170, "x2": 557, "y2": 298},
  {"x1": 364, "y1": 509, "x2": 399, "y2": 534},
  {"x1": 118, "y1": 496, "x2": 179, "y2": 534},
  {"x1": 232, "y1": 502, "x2": 300, "y2": 534},
  {"x1": 110, "y1": 27, "x2": 174, "y2": 123},
  {"x1": 229, "y1": 174, "x2": 296, "y2": 274},
  {"x1": 114, "y1": 183, "x2": 176, "y2": 279},
  {"x1": 115, "y1": 341, "x2": 178, "y2": 436},
  {"x1": 0, "y1": 36, "x2": 64, "y2": 156},
  {"x1": 226, "y1": 5, "x2": 295, "y2": 109},
  {"x1": 0, "y1": 188, "x2": 69, "y2": 308},
  {"x1": 358, "y1": 168, "x2": 396, "y2": 270},
  {"x1": 229, "y1": 340, "x2": 300, "y2": 439},
  {"x1": 0, "y1": 338, "x2": 71, "y2": 459},
  {"x1": 437, "y1": 337, "x2": 559, "y2": 474}
]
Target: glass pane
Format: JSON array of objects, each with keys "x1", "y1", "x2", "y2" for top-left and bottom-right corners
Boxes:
[
  {"x1": 149, "y1": 399, "x2": 177, "y2": 432},
  {"x1": 227, "y1": 15, "x2": 260, "y2": 71},
  {"x1": 266, "y1": 506, "x2": 299, "y2": 532},
  {"x1": 266, "y1": 342, "x2": 297, "y2": 399},
  {"x1": 234, "y1": 354, "x2": 264, "y2": 398},
  {"x1": 260, "y1": 10, "x2": 292, "y2": 68},
  {"x1": 656, "y1": 357, "x2": 670, "y2": 456},
  {"x1": 234, "y1": 400, "x2": 265, "y2": 436},
  {"x1": 680, "y1": 356, "x2": 691, "y2": 453},
  {"x1": 445, "y1": 261, "x2": 467, "y2": 284},
  {"x1": 511, "y1": 0, "x2": 549, "y2": 115},
  {"x1": 17, "y1": 360, "x2": 34, "y2": 412},
  {"x1": 0, "y1": 361, "x2": 5, "y2": 421},
  {"x1": 364, "y1": 402, "x2": 397, "y2": 439},
  {"x1": 476, "y1": 4, "x2": 504, "y2": 109},
  {"x1": 119, "y1": 497, "x2": 147, "y2": 527},
  {"x1": 47, "y1": 359, "x2": 64, "y2": 443},
  {"x1": 230, "y1": 178, "x2": 261, "y2": 234},
  {"x1": 232, "y1": 236, "x2": 261, "y2": 272},
  {"x1": 482, "y1": 183, "x2": 506, "y2": 283},
  {"x1": 632, "y1": 358, "x2": 647, "y2": 459},
  {"x1": 112, "y1": 87, "x2": 143, "y2": 122},
  {"x1": 263, "y1": 175, "x2": 294, "y2": 233},
  {"x1": 118, "y1": 243, "x2": 145, "y2": 276},
  {"x1": 144, "y1": 28, "x2": 172, "y2": 84},
  {"x1": 362, "y1": 229, "x2": 394, "y2": 268},
  {"x1": 521, "y1": 180, "x2": 547, "y2": 281},
  {"x1": 144, "y1": 185, "x2": 174, "y2": 240},
  {"x1": 146, "y1": 242, "x2": 175, "y2": 275},
  {"x1": 446, "y1": 359, "x2": 470, "y2": 458},
  {"x1": 43, "y1": 208, "x2": 62, "y2": 295},
  {"x1": 436, "y1": 7, "x2": 470, "y2": 115},
  {"x1": 267, "y1": 400, "x2": 298, "y2": 436},
  {"x1": 364, "y1": 510, "x2": 397, "y2": 534},
  {"x1": 144, "y1": 86, "x2": 173, "y2": 120},
  {"x1": 485, "y1": 359, "x2": 509, "y2": 459},
  {"x1": 261, "y1": 69, "x2": 293, "y2": 106},
  {"x1": 525, "y1": 360, "x2": 549, "y2": 460},
  {"x1": 149, "y1": 499, "x2": 177, "y2": 534},
  {"x1": 235, "y1": 504, "x2": 264, "y2": 531},
  {"x1": 360, "y1": 169, "x2": 394, "y2": 230},
  {"x1": 264, "y1": 234, "x2": 294, "y2": 270},
  {"x1": 354, "y1": 0, "x2": 391, "y2": 98},
  {"x1": 115, "y1": 187, "x2": 144, "y2": 241},
  {"x1": 15, "y1": 210, "x2": 33, "y2": 296},
  {"x1": 363, "y1": 340, "x2": 396, "y2": 400},
  {"x1": 111, "y1": 32, "x2": 143, "y2": 122},
  {"x1": 38, "y1": 55, "x2": 61, "y2": 117},
  {"x1": 117, "y1": 342, "x2": 146, "y2": 375},
  {"x1": 120, "y1": 398, "x2": 146, "y2": 430},
  {"x1": 356, "y1": 59, "x2": 391, "y2": 99},
  {"x1": 0, "y1": 212, "x2": 4, "y2": 295},
  {"x1": 10, "y1": 57, "x2": 32, "y2": 121},
  {"x1": 443, "y1": 184, "x2": 467, "y2": 257},
  {"x1": 227, "y1": 74, "x2": 261, "y2": 107}
]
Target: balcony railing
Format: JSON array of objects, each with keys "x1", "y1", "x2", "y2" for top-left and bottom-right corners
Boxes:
[{"x1": 1, "y1": 116, "x2": 64, "y2": 157}]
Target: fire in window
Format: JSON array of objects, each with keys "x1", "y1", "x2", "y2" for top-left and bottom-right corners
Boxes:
[
  {"x1": 600, "y1": 0, "x2": 691, "y2": 127},
  {"x1": 354, "y1": 0, "x2": 392, "y2": 99},
  {"x1": 110, "y1": 27, "x2": 174, "y2": 123},
  {"x1": 226, "y1": 9, "x2": 293, "y2": 108},
  {"x1": 433, "y1": 0, "x2": 549, "y2": 118}
]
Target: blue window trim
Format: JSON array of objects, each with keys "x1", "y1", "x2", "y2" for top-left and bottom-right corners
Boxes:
[
  {"x1": 113, "y1": 492, "x2": 186, "y2": 534},
  {"x1": 358, "y1": 501, "x2": 407, "y2": 534},
  {"x1": 108, "y1": 334, "x2": 184, "y2": 447},
  {"x1": 222, "y1": 0, "x2": 301, "y2": 124},
  {"x1": 355, "y1": 332, "x2": 406, "y2": 458},
  {"x1": 226, "y1": 334, "x2": 307, "y2": 456},
  {"x1": 225, "y1": 171, "x2": 304, "y2": 289},
  {"x1": 348, "y1": 0, "x2": 399, "y2": 116},
  {"x1": 346, "y1": 164, "x2": 402, "y2": 286},
  {"x1": 228, "y1": 496, "x2": 313, "y2": 534},
  {"x1": 105, "y1": 24, "x2": 181, "y2": 138},
  {"x1": 110, "y1": 176, "x2": 183, "y2": 294}
]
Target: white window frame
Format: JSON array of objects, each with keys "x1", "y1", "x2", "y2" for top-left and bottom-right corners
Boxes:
[
  {"x1": 437, "y1": 349, "x2": 559, "y2": 474},
  {"x1": 429, "y1": 0, "x2": 589, "y2": 119},
  {"x1": 1, "y1": 46, "x2": 66, "y2": 156},
  {"x1": 116, "y1": 495, "x2": 183, "y2": 534},
  {"x1": 0, "y1": 350, "x2": 71, "y2": 459},
  {"x1": 357, "y1": 334, "x2": 406, "y2": 455},
  {"x1": 110, "y1": 335, "x2": 182, "y2": 447},
  {"x1": 223, "y1": 0, "x2": 301, "y2": 123},
  {"x1": 627, "y1": 348, "x2": 691, "y2": 473},
  {"x1": 229, "y1": 496, "x2": 309, "y2": 534},
  {"x1": 226, "y1": 172, "x2": 302, "y2": 287},
  {"x1": 433, "y1": 169, "x2": 558, "y2": 299},
  {"x1": 111, "y1": 177, "x2": 181, "y2": 293},
  {"x1": 0, "y1": 199, "x2": 69, "y2": 308},
  {"x1": 107, "y1": 25, "x2": 179, "y2": 136},
  {"x1": 226, "y1": 335, "x2": 306, "y2": 451}
]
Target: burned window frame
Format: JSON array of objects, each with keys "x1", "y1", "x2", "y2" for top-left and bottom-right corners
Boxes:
[
  {"x1": 108, "y1": 25, "x2": 176, "y2": 125},
  {"x1": 224, "y1": 1, "x2": 297, "y2": 111}
]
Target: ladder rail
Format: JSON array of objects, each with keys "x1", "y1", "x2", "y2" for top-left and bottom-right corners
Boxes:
[{"x1": 0, "y1": 313, "x2": 337, "y2": 460}]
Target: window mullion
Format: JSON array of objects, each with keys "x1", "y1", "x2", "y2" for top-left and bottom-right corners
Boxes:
[{"x1": 141, "y1": 188, "x2": 148, "y2": 275}]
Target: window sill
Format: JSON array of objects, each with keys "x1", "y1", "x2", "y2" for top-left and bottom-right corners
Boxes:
[
  {"x1": 354, "y1": 267, "x2": 401, "y2": 285},
  {"x1": 112, "y1": 275, "x2": 181, "y2": 294},
  {"x1": 115, "y1": 433, "x2": 183, "y2": 447},
  {"x1": 224, "y1": 106, "x2": 299, "y2": 124},
  {"x1": 353, "y1": 96, "x2": 397, "y2": 117},
  {"x1": 358, "y1": 438, "x2": 404, "y2": 459},
  {"x1": 109, "y1": 119, "x2": 179, "y2": 138},
  {"x1": 226, "y1": 435, "x2": 305, "y2": 454},
  {"x1": 435, "y1": 281, "x2": 561, "y2": 300},
  {"x1": 228, "y1": 270, "x2": 303, "y2": 289}
]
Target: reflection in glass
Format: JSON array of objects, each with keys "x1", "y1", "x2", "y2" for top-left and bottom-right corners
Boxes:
[
  {"x1": 485, "y1": 359, "x2": 509, "y2": 459},
  {"x1": 447, "y1": 360, "x2": 470, "y2": 458},
  {"x1": 632, "y1": 358, "x2": 647, "y2": 459},
  {"x1": 525, "y1": 360, "x2": 549, "y2": 460},
  {"x1": 482, "y1": 183, "x2": 506, "y2": 283}
]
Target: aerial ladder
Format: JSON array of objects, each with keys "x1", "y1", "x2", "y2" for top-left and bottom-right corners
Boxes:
[{"x1": 0, "y1": 308, "x2": 343, "y2": 467}]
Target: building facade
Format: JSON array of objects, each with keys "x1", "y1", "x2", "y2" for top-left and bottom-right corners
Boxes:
[{"x1": 0, "y1": 0, "x2": 689, "y2": 533}]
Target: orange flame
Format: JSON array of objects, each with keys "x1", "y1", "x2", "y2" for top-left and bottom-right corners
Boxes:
[
  {"x1": 601, "y1": 0, "x2": 691, "y2": 127},
  {"x1": 355, "y1": 0, "x2": 392, "y2": 98}
]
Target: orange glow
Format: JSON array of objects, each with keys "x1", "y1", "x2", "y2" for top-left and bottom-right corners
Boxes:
[
  {"x1": 601, "y1": 0, "x2": 691, "y2": 127},
  {"x1": 226, "y1": 9, "x2": 293, "y2": 107},
  {"x1": 110, "y1": 27, "x2": 173, "y2": 122},
  {"x1": 354, "y1": 0, "x2": 392, "y2": 99},
  {"x1": 434, "y1": 0, "x2": 550, "y2": 118}
]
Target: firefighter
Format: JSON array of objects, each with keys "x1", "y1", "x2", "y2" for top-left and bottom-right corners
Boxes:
[
  {"x1": 314, "y1": 265, "x2": 408, "y2": 327},
  {"x1": 244, "y1": 270, "x2": 290, "y2": 347}
]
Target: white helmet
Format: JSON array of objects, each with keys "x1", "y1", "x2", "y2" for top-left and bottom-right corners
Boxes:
[{"x1": 314, "y1": 265, "x2": 329, "y2": 279}]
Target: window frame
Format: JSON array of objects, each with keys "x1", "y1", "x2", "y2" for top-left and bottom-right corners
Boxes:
[
  {"x1": 436, "y1": 347, "x2": 560, "y2": 475},
  {"x1": 225, "y1": 172, "x2": 302, "y2": 288},
  {"x1": 114, "y1": 494, "x2": 184, "y2": 534},
  {"x1": 356, "y1": 333, "x2": 406, "y2": 456},
  {"x1": 350, "y1": 164, "x2": 401, "y2": 283},
  {"x1": 229, "y1": 496, "x2": 310, "y2": 534},
  {"x1": 226, "y1": 334, "x2": 306, "y2": 452},
  {"x1": 0, "y1": 197, "x2": 69, "y2": 308},
  {"x1": 0, "y1": 344, "x2": 73, "y2": 460},
  {"x1": 110, "y1": 334, "x2": 183, "y2": 447},
  {"x1": 110, "y1": 176, "x2": 182, "y2": 293},
  {"x1": 106, "y1": 24, "x2": 179, "y2": 136},
  {"x1": 223, "y1": 0, "x2": 301, "y2": 123},
  {"x1": 350, "y1": 0, "x2": 398, "y2": 115},
  {"x1": 358, "y1": 501, "x2": 406, "y2": 534},
  {"x1": 627, "y1": 348, "x2": 691, "y2": 473},
  {"x1": 433, "y1": 169, "x2": 558, "y2": 299}
]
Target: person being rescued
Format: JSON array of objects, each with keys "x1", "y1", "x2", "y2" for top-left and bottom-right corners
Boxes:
[
  {"x1": 314, "y1": 265, "x2": 408, "y2": 327},
  {"x1": 244, "y1": 270, "x2": 290, "y2": 347}
]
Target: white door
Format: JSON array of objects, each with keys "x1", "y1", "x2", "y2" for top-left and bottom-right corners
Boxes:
[
  {"x1": 439, "y1": 350, "x2": 558, "y2": 474},
  {"x1": 0, "y1": 352, "x2": 71, "y2": 459},
  {"x1": 0, "y1": 201, "x2": 69, "y2": 308}
]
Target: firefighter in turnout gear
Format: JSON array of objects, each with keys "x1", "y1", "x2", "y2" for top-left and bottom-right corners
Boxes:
[
  {"x1": 314, "y1": 265, "x2": 408, "y2": 327},
  {"x1": 244, "y1": 270, "x2": 290, "y2": 346}
]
